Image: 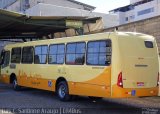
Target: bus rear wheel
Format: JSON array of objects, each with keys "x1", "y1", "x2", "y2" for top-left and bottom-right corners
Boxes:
[
  {"x1": 13, "y1": 78, "x2": 21, "y2": 91},
  {"x1": 57, "y1": 81, "x2": 72, "y2": 101},
  {"x1": 88, "y1": 96, "x2": 103, "y2": 101}
]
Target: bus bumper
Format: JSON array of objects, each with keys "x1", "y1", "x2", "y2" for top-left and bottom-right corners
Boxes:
[{"x1": 112, "y1": 85, "x2": 159, "y2": 98}]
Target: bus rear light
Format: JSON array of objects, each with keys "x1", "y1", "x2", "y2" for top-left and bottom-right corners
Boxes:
[
  {"x1": 158, "y1": 72, "x2": 160, "y2": 86},
  {"x1": 117, "y1": 72, "x2": 123, "y2": 88},
  {"x1": 125, "y1": 92, "x2": 131, "y2": 95}
]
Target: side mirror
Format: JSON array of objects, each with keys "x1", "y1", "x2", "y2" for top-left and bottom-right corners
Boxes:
[
  {"x1": 0, "y1": 58, "x2": 2, "y2": 65},
  {"x1": 0, "y1": 51, "x2": 4, "y2": 65}
]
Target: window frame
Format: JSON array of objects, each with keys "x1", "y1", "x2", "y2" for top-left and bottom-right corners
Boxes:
[
  {"x1": 86, "y1": 39, "x2": 112, "y2": 66},
  {"x1": 1, "y1": 51, "x2": 10, "y2": 68},
  {"x1": 137, "y1": 7, "x2": 154, "y2": 16},
  {"x1": 144, "y1": 41, "x2": 154, "y2": 48},
  {"x1": 21, "y1": 46, "x2": 34, "y2": 64},
  {"x1": 125, "y1": 17, "x2": 128, "y2": 22},
  {"x1": 0, "y1": 50, "x2": 5, "y2": 65},
  {"x1": 48, "y1": 43, "x2": 65, "y2": 65},
  {"x1": 34, "y1": 45, "x2": 48, "y2": 64},
  {"x1": 65, "y1": 42, "x2": 86, "y2": 65},
  {"x1": 11, "y1": 47, "x2": 21, "y2": 64}
]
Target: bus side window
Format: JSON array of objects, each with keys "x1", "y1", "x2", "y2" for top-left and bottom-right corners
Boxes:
[
  {"x1": 49, "y1": 44, "x2": 65, "y2": 64},
  {"x1": 34, "y1": 45, "x2": 48, "y2": 64},
  {"x1": 1, "y1": 51, "x2": 10, "y2": 68},
  {"x1": 11, "y1": 48, "x2": 21, "y2": 63},
  {"x1": 87, "y1": 40, "x2": 111, "y2": 66},
  {"x1": 22, "y1": 47, "x2": 33, "y2": 64},
  {"x1": 66, "y1": 42, "x2": 86, "y2": 65}
]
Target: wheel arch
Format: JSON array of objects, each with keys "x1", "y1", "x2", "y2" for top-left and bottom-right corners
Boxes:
[
  {"x1": 55, "y1": 77, "x2": 68, "y2": 91},
  {"x1": 10, "y1": 73, "x2": 16, "y2": 84}
]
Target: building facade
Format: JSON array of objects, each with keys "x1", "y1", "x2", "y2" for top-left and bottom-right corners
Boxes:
[
  {"x1": 110, "y1": 0, "x2": 160, "y2": 25},
  {"x1": 0, "y1": 0, "x2": 118, "y2": 52},
  {"x1": 0, "y1": 0, "x2": 95, "y2": 13},
  {"x1": 0, "y1": 0, "x2": 16, "y2": 9},
  {"x1": 25, "y1": 3, "x2": 118, "y2": 29},
  {"x1": 0, "y1": 0, "x2": 118, "y2": 29},
  {"x1": 0, "y1": 0, "x2": 95, "y2": 51}
]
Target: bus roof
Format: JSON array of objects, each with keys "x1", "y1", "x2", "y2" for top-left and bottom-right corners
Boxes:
[{"x1": 4, "y1": 32, "x2": 154, "y2": 49}]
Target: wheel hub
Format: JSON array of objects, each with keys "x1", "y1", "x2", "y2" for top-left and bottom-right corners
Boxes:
[{"x1": 58, "y1": 85, "x2": 66, "y2": 98}]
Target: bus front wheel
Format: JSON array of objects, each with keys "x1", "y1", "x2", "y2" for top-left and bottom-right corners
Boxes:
[
  {"x1": 57, "y1": 81, "x2": 72, "y2": 101},
  {"x1": 13, "y1": 78, "x2": 21, "y2": 91}
]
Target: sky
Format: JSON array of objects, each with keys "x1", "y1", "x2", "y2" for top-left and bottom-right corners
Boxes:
[{"x1": 76, "y1": 0, "x2": 130, "y2": 13}]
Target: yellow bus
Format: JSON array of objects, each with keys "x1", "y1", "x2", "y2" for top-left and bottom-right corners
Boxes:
[{"x1": 0, "y1": 32, "x2": 159, "y2": 101}]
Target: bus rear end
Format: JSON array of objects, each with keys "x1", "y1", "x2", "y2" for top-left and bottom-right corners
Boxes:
[{"x1": 112, "y1": 33, "x2": 159, "y2": 98}]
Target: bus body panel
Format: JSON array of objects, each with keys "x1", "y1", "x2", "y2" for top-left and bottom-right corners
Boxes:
[
  {"x1": 15, "y1": 64, "x2": 111, "y2": 97},
  {"x1": 0, "y1": 74, "x2": 10, "y2": 84},
  {"x1": 118, "y1": 34, "x2": 159, "y2": 89},
  {"x1": 0, "y1": 50, "x2": 10, "y2": 84},
  {"x1": 110, "y1": 32, "x2": 159, "y2": 98},
  {"x1": 68, "y1": 66, "x2": 111, "y2": 97},
  {"x1": 112, "y1": 85, "x2": 158, "y2": 98},
  {"x1": 0, "y1": 32, "x2": 112, "y2": 98}
]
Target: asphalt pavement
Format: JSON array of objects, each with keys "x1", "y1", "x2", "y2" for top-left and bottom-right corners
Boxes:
[{"x1": 0, "y1": 83, "x2": 159, "y2": 114}]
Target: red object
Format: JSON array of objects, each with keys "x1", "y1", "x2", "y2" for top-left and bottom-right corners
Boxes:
[
  {"x1": 117, "y1": 72, "x2": 123, "y2": 88},
  {"x1": 125, "y1": 92, "x2": 128, "y2": 94},
  {"x1": 137, "y1": 82, "x2": 144, "y2": 86},
  {"x1": 157, "y1": 72, "x2": 159, "y2": 86}
]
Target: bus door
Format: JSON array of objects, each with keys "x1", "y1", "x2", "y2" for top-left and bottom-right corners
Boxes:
[
  {"x1": 0, "y1": 50, "x2": 10, "y2": 83},
  {"x1": 0, "y1": 51, "x2": 3, "y2": 76}
]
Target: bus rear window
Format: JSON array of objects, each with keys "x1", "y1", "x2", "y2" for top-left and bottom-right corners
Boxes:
[{"x1": 145, "y1": 41, "x2": 153, "y2": 48}]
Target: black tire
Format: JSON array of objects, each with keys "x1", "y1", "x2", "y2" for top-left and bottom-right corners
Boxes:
[
  {"x1": 88, "y1": 96, "x2": 103, "y2": 101},
  {"x1": 12, "y1": 78, "x2": 21, "y2": 91},
  {"x1": 57, "y1": 81, "x2": 72, "y2": 101}
]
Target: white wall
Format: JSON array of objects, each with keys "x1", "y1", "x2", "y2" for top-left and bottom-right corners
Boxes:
[
  {"x1": 0, "y1": 0, "x2": 16, "y2": 8},
  {"x1": 26, "y1": 3, "x2": 118, "y2": 29},
  {"x1": 157, "y1": 0, "x2": 160, "y2": 15},
  {"x1": 28, "y1": 0, "x2": 92, "y2": 11},
  {"x1": 115, "y1": 12, "x2": 126, "y2": 25},
  {"x1": 117, "y1": 0, "x2": 160, "y2": 25},
  {"x1": 3, "y1": 0, "x2": 94, "y2": 13},
  {"x1": 134, "y1": 0, "x2": 157, "y2": 21},
  {"x1": 89, "y1": 12, "x2": 118, "y2": 28},
  {"x1": 6, "y1": 0, "x2": 21, "y2": 12},
  {"x1": 125, "y1": 9, "x2": 135, "y2": 23},
  {"x1": 130, "y1": 0, "x2": 142, "y2": 4},
  {"x1": 25, "y1": 3, "x2": 90, "y2": 16}
]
